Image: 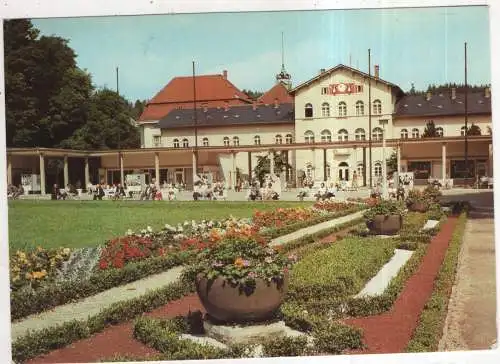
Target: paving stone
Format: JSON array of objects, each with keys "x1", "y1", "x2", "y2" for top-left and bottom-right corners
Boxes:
[
  {"x1": 355, "y1": 249, "x2": 414, "y2": 298},
  {"x1": 179, "y1": 334, "x2": 229, "y2": 350}
]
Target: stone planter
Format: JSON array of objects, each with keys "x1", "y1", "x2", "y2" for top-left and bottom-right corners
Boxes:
[
  {"x1": 366, "y1": 214, "x2": 402, "y2": 235},
  {"x1": 195, "y1": 271, "x2": 289, "y2": 324},
  {"x1": 408, "y1": 201, "x2": 428, "y2": 212}
]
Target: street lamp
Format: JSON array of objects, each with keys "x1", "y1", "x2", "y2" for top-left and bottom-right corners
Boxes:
[{"x1": 379, "y1": 119, "x2": 389, "y2": 199}]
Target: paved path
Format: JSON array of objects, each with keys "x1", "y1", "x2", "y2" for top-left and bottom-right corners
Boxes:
[
  {"x1": 11, "y1": 266, "x2": 185, "y2": 341},
  {"x1": 439, "y1": 203, "x2": 497, "y2": 351},
  {"x1": 12, "y1": 211, "x2": 364, "y2": 342},
  {"x1": 355, "y1": 249, "x2": 414, "y2": 298},
  {"x1": 269, "y1": 210, "x2": 365, "y2": 246}
]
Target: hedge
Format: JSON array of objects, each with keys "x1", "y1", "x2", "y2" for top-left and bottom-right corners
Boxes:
[
  {"x1": 11, "y1": 251, "x2": 194, "y2": 321},
  {"x1": 405, "y1": 212, "x2": 468, "y2": 352},
  {"x1": 12, "y1": 280, "x2": 194, "y2": 363}
]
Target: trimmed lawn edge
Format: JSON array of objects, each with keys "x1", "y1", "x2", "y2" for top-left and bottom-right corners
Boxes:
[{"x1": 405, "y1": 212, "x2": 468, "y2": 352}]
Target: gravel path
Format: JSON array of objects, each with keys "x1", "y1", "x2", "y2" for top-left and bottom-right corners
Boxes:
[
  {"x1": 11, "y1": 266, "x2": 185, "y2": 341},
  {"x1": 438, "y1": 206, "x2": 497, "y2": 351}
]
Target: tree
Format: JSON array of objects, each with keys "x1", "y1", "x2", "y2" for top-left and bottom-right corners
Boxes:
[
  {"x1": 386, "y1": 149, "x2": 398, "y2": 174},
  {"x1": 467, "y1": 123, "x2": 482, "y2": 136},
  {"x1": 422, "y1": 120, "x2": 438, "y2": 138},
  {"x1": 131, "y1": 99, "x2": 147, "y2": 120},
  {"x1": 253, "y1": 152, "x2": 291, "y2": 185},
  {"x1": 241, "y1": 89, "x2": 264, "y2": 100},
  {"x1": 61, "y1": 89, "x2": 140, "y2": 150}
]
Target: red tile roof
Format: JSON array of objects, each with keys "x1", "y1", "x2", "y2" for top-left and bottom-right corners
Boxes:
[
  {"x1": 257, "y1": 82, "x2": 294, "y2": 105},
  {"x1": 139, "y1": 73, "x2": 252, "y2": 121}
]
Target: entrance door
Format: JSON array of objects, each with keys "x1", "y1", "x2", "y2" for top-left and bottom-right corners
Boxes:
[
  {"x1": 338, "y1": 162, "x2": 349, "y2": 181},
  {"x1": 175, "y1": 170, "x2": 184, "y2": 184}
]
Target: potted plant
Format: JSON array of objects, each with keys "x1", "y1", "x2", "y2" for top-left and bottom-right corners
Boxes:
[
  {"x1": 405, "y1": 189, "x2": 430, "y2": 212},
  {"x1": 192, "y1": 236, "x2": 296, "y2": 323},
  {"x1": 422, "y1": 185, "x2": 442, "y2": 202},
  {"x1": 363, "y1": 199, "x2": 406, "y2": 235}
]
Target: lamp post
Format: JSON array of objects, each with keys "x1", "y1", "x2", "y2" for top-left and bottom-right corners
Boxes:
[{"x1": 379, "y1": 119, "x2": 389, "y2": 199}]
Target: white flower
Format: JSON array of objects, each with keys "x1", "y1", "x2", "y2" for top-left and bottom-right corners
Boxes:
[
  {"x1": 140, "y1": 229, "x2": 147, "y2": 234},
  {"x1": 147, "y1": 226, "x2": 153, "y2": 232},
  {"x1": 126, "y1": 229, "x2": 133, "y2": 236},
  {"x1": 183, "y1": 221, "x2": 189, "y2": 226}
]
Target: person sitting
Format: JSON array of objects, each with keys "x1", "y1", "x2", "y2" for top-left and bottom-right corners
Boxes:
[
  {"x1": 167, "y1": 184, "x2": 176, "y2": 201},
  {"x1": 248, "y1": 182, "x2": 260, "y2": 201},
  {"x1": 113, "y1": 183, "x2": 126, "y2": 200},
  {"x1": 93, "y1": 184, "x2": 105, "y2": 200},
  {"x1": 325, "y1": 183, "x2": 336, "y2": 200},
  {"x1": 262, "y1": 183, "x2": 275, "y2": 201},
  {"x1": 314, "y1": 183, "x2": 327, "y2": 201},
  {"x1": 193, "y1": 182, "x2": 201, "y2": 201}
]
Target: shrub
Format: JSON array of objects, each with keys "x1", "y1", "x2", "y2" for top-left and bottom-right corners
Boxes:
[
  {"x1": 312, "y1": 322, "x2": 364, "y2": 354},
  {"x1": 289, "y1": 237, "x2": 396, "y2": 301},
  {"x1": 427, "y1": 203, "x2": 445, "y2": 221},
  {"x1": 262, "y1": 336, "x2": 311, "y2": 357}
]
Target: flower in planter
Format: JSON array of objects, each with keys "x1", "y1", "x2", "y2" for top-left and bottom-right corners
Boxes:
[{"x1": 363, "y1": 199, "x2": 406, "y2": 223}]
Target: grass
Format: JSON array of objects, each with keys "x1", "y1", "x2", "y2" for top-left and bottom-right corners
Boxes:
[
  {"x1": 8, "y1": 200, "x2": 313, "y2": 252},
  {"x1": 289, "y1": 236, "x2": 397, "y2": 300}
]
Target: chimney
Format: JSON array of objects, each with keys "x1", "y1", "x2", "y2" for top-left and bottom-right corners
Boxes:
[
  {"x1": 320, "y1": 68, "x2": 325, "y2": 74},
  {"x1": 451, "y1": 87, "x2": 456, "y2": 100},
  {"x1": 485, "y1": 87, "x2": 491, "y2": 98},
  {"x1": 426, "y1": 91, "x2": 432, "y2": 101},
  {"x1": 274, "y1": 98, "x2": 279, "y2": 108},
  {"x1": 222, "y1": 70, "x2": 228, "y2": 79},
  {"x1": 252, "y1": 101, "x2": 257, "y2": 111},
  {"x1": 374, "y1": 65, "x2": 380, "y2": 79}
]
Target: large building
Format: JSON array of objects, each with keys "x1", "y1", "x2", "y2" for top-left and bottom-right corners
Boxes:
[{"x1": 6, "y1": 63, "x2": 493, "y2": 194}]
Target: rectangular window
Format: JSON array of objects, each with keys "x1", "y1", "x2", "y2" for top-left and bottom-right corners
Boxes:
[
  {"x1": 407, "y1": 161, "x2": 432, "y2": 180},
  {"x1": 153, "y1": 136, "x2": 162, "y2": 147},
  {"x1": 321, "y1": 87, "x2": 328, "y2": 95},
  {"x1": 357, "y1": 85, "x2": 363, "y2": 92}
]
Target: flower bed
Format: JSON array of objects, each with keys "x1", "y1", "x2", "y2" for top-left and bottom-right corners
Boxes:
[{"x1": 313, "y1": 201, "x2": 359, "y2": 213}]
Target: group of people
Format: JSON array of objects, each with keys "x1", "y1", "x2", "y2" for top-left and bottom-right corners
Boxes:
[
  {"x1": 7, "y1": 184, "x2": 24, "y2": 199},
  {"x1": 192, "y1": 177, "x2": 227, "y2": 201},
  {"x1": 247, "y1": 175, "x2": 281, "y2": 201}
]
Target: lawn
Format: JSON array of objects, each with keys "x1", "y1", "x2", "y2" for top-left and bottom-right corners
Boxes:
[{"x1": 8, "y1": 200, "x2": 313, "y2": 252}]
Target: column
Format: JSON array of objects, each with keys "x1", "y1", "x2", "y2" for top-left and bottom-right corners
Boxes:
[
  {"x1": 441, "y1": 142, "x2": 447, "y2": 185},
  {"x1": 381, "y1": 125, "x2": 388, "y2": 199},
  {"x1": 7, "y1": 154, "x2": 12, "y2": 185},
  {"x1": 155, "y1": 152, "x2": 160, "y2": 188},
  {"x1": 192, "y1": 151, "x2": 197, "y2": 186},
  {"x1": 323, "y1": 148, "x2": 327, "y2": 181},
  {"x1": 396, "y1": 143, "x2": 401, "y2": 174},
  {"x1": 84, "y1": 157, "x2": 90, "y2": 188},
  {"x1": 248, "y1": 152, "x2": 252, "y2": 182},
  {"x1": 231, "y1": 152, "x2": 236, "y2": 190},
  {"x1": 63, "y1": 155, "x2": 69, "y2": 187},
  {"x1": 39, "y1": 153, "x2": 46, "y2": 195},
  {"x1": 119, "y1": 153, "x2": 124, "y2": 185}
]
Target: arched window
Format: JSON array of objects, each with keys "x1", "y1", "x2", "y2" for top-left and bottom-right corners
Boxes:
[
  {"x1": 304, "y1": 130, "x2": 315, "y2": 144},
  {"x1": 436, "y1": 127, "x2": 444, "y2": 137},
  {"x1": 320, "y1": 129, "x2": 332, "y2": 142},
  {"x1": 460, "y1": 126, "x2": 467, "y2": 136},
  {"x1": 182, "y1": 138, "x2": 189, "y2": 147},
  {"x1": 355, "y1": 101, "x2": 364, "y2": 116},
  {"x1": 275, "y1": 134, "x2": 283, "y2": 144},
  {"x1": 374, "y1": 162, "x2": 382, "y2": 177},
  {"x1": 254, "y1": 135, "x2": 261, "y2": 145},
  {"x1": 223, "y1": 136, "x2": 230, "y2": 146},
  {"x1": 338, "y1": 129, "x2": 349, "y2": 141},
  {"x1": 285, "y1": 134, "x2": 293, "y2": 144},
  {"x1": 173, "y1": 138, "x2": 180, "y2": 148},
  {"x1": 233, "y1": 136, "x2": 239, "y2": 146},
  {"x1": 338, "y1": 101, "x2": 347, "y2": 117},
  {"x1": 412, "y1": 128, "x2": 420, "y2": 138},
  {"x1": 305, "y1": 103, "x2": 313, "y2": 118},
  {"x1": 306, "y1": 164, "x2": 313, "y2": 178},
  {"x1": 373, "y1": 100, "x2": 382, "y2": 115},
  {"x1": 400, "y1": 129, "x2": 408, "y2": 139},
  {"x1": 202, "y1": 137, "x2": 209, "y2": 147},
  {"x1": 372, "y1": 127, "x2": 383, "y2": 141},
  {"x1": 355, "y1": 128, "x2": 366, "y2": 141},
  {"x1": 321, "y1": 102, "x2": 330, "y2": 117}
]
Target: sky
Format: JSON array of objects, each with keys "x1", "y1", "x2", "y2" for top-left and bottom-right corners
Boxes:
[{"x1": 32, "y1": 6, "x2": 491, "y2": 102}]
